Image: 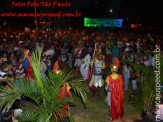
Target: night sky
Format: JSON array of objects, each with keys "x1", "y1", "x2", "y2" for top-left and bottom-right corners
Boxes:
[{"x1": 0, "y1": 0, "x2": 163, "y2": 28}]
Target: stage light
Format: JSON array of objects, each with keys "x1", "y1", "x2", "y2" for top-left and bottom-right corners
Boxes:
[{"x1": 110, "y1": 9, "x2": 113, "y2": 13}]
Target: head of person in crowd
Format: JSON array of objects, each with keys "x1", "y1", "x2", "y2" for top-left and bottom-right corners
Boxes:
[
  {"x1": 6, "y1": 61, "x2": 13, "y2": 70},
  {"x1": 46, "y1": 55, "x2": 51, "y2": 61},
  {"x1": 143, "y1": 55, "x2": 148, "y2": 61},
  {"x1": 39, "y1": 41, "x2": 43, "y2": 47},
  {"x1": 8, "y1": 52, "x2": 15, "y2": 61},
  {"x1": 78, "y1": 41, "x2": 83, "y2": 48},
  {"x1": 41, "y1": 54, "x2": 45, "y2": 62},
  {"x1": 2, "y1": 52, "x2": 8, "y2": 59},
  {"x1": 18, "y1": 51, "x2": 24, "y2": 57},
  {"x1": 123, "y1": 63, "x2": 129, "y2": 69},
  {"x1": 0, "y1": 62, "x2": 9, "y2": 73},
  {"x1": 14, "y1": 51, "x2": 19, "y2": 58},
  {"x1": 60, "y1": 48, "x2": 64, "y2": 54},
  {"x1": 16, "y1": 54, "x2": 24, "y2": 63},
  {"x1": 110, "y1": 63, "x2": 118, "y2": 73},
  {"x1": 97, "y1": 53, "x2": 103, "y2": 61},
  {"x1": 11, "y1": 99, "x2": 21, "y2": 110},
  {"x1": 80, "y1": 48, "x2": 89, "y2": 59},
  {"x1": 6, "y1": 61, "x2": 14, "y2": 76}
]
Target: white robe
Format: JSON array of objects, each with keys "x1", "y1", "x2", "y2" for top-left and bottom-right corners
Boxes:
[{"x1": 80, "y1": 54, "x2": 91, "y2": 80}]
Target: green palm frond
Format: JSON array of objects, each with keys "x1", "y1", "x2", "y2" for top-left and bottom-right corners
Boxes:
[
  {"x1": 47, "y1": 70, "x2": 89, "y2": 105},
  {"x1": 58, "y1": 70, "x2": 89, "y2": 104},
  {"x1": 35, "y1": 110, "x2": 52, "y2": 122},
  {"x1": 69, "y1": 78, "x2": 88, "y2": 104},
  {"x1": 121, "y1": 59, "x2": 155, "y2": 111},
  {"x1": 144, "y1": 50, "x2": 156, "y2": 55},
  {"x1": 121, "y1": 59, "x2": 154, "y2": 75},
  {"x1": 16, "y1": 110, "x2": 36, "y2": 122},
  {"x1": 32, "y1": 50, "x2": 43, "y2": 92},
  {"x1": 0, "y1": 50, "x2": 88, "y2": 122},
  {"x1": 0, "y1": 79, "x2": 38, "y2": 109}
]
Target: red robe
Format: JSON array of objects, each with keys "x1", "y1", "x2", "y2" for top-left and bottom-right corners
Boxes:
[
  {"x1": 57, "y1": 83, "x2": 70, "y2": 117},
  {"x1": 87, "y1": 68, "x2": 95, "y2": 91},
  {"x1": 109, "y1": 74, "x2": 124, "y2": 121}
]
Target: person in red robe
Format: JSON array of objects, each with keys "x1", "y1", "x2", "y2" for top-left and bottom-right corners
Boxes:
[
  {"x1": 105, "y1": 63, "x2": 124, "y2": 121},
  {"x1": 52, "y1": 61, "x2": 72, "y2": 117},
  {"x1": 58, "y1": 82, "x2": 72, "y2": 117}
]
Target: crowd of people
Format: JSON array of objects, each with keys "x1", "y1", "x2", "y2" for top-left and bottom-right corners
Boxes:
[{"x1": 0, "y1": 25, "x2": 162, "y2": 121}]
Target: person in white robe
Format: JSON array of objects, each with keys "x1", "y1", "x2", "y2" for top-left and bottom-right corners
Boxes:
[{"x1": 80, "y1": 53, "x2": 91, "y2": 80}]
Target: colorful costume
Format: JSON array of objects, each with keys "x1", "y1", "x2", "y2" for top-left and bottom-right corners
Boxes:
[
  {"x1": 52, "y1": 61, "x2": 59, "y2": 73},
  {"x1": 106, "y1": 63, "x2": 124, "y2": 121},
  {"x1": 58, "y1": 82, "x2": 71, "y2": 117},
  {"x1": 23, "y1": 50, "x2": 34, "y2": 80},
  {"x1": 52, "y1": 62, "x2": 71, "y2": 117},
  {"x1": 89, "y1": 59, "x2": 105, "y2": 87},
  {"x1": 74, "y1": 47, "x2": 82, "y2": 67},
  {"x1": 94, "y1": 43, "x2": 102, "y2": 58}
]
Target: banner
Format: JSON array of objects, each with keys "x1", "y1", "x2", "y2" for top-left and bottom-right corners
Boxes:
[{"x1": 84, "y1": 18, "x2": 123, "y2": 28}]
